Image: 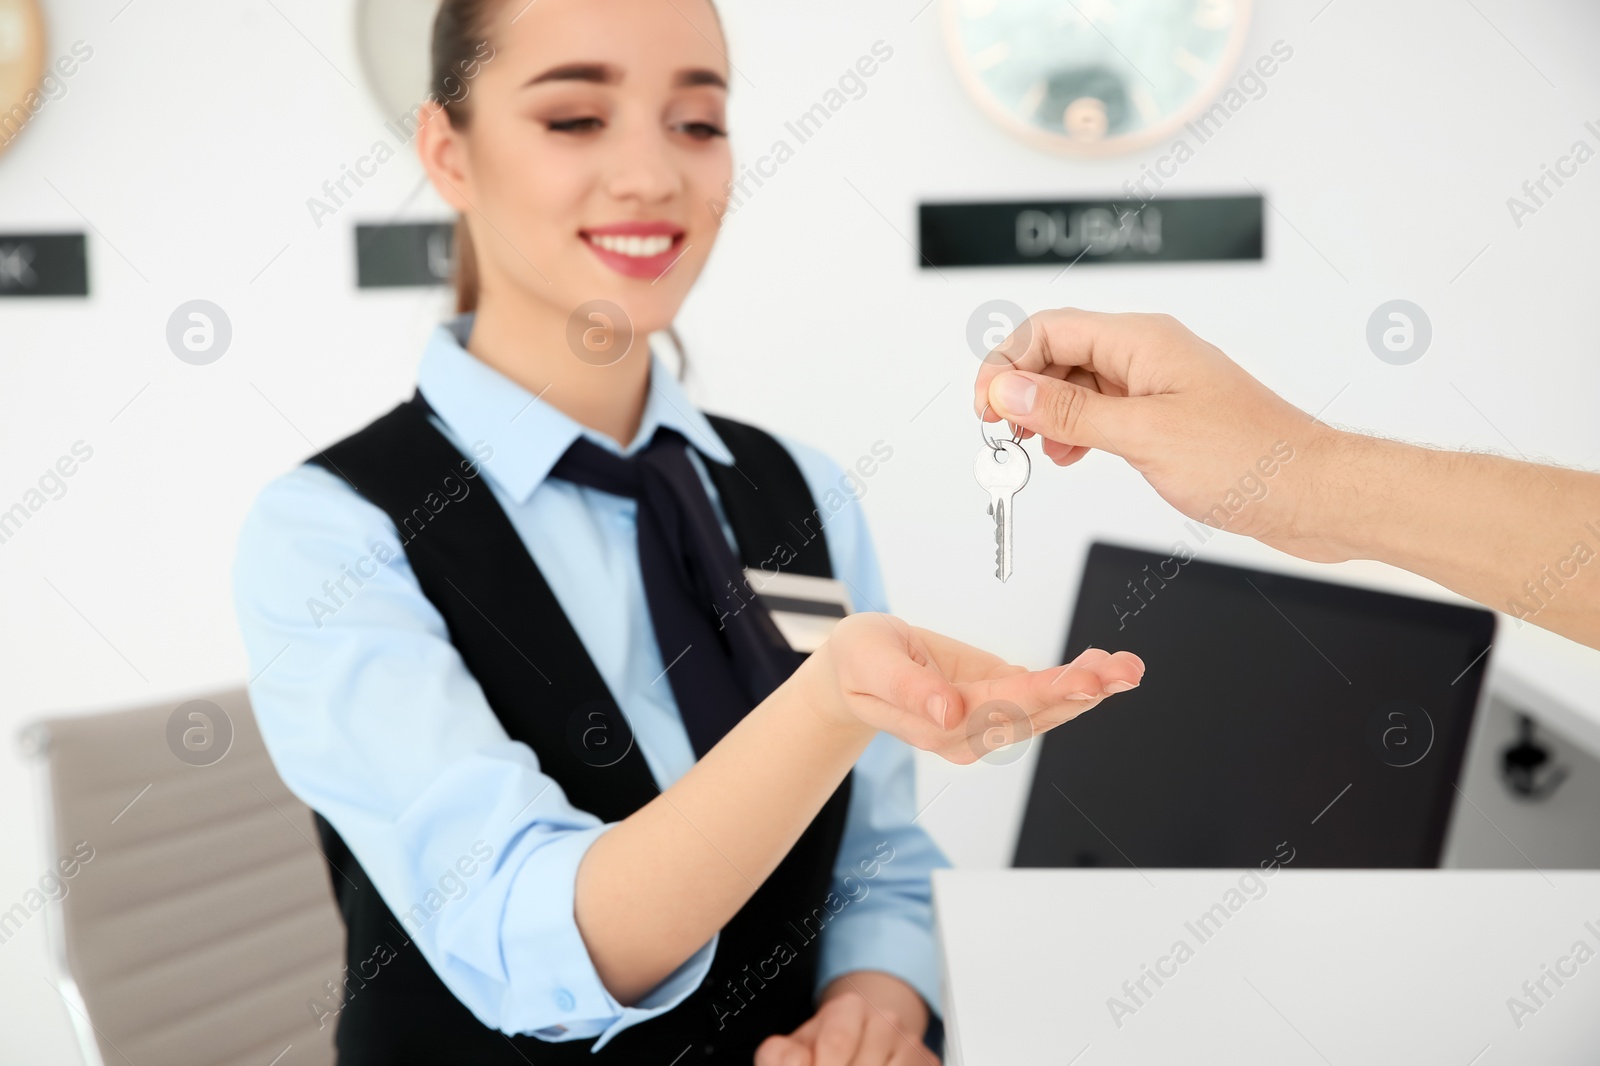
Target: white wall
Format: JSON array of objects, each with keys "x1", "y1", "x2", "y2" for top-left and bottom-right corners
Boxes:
[{"x1": 4, "y1": 0, "x2": 1600, "y2": 1060}]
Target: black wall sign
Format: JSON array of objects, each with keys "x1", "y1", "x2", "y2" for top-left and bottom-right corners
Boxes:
[
  {"x1": 918, "y1": 195, "x2": 1262, "y2": 269},
  {"x1": 356, "y1": 221, "x2": 455, "y2": 289},
  {"x1": 0, "y1": 233, "x2": 89, "y2": 297}
]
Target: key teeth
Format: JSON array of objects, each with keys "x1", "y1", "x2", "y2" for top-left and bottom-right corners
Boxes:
[{"x1": 994, "y1": 500, "x2": 1007, "y2": 581}]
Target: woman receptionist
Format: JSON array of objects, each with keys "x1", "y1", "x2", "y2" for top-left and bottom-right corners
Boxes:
[{"x1": 231, "y1": 0, "x2": 1144, "y2": 1062}]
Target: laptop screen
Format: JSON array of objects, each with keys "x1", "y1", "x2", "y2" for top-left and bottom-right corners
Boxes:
[{"x1": 1013, "y1": 542, "x2": 1497, "y2": 869}]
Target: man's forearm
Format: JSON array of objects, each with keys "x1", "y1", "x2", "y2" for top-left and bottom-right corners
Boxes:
[{"x1": 1306, "y1": 430, "x2": 1600, "y2": 647}]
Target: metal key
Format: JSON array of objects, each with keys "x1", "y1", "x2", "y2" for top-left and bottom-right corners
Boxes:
[{"x1": 975, "y1": 439, "x2": 1030, "y2": 582}]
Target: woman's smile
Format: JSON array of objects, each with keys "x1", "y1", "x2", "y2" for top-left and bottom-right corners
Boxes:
[{"x1": 580, "y1": 220, "x2": 688, "y2": 279}]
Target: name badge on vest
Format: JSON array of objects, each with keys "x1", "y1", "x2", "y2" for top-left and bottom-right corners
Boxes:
[{"x1": 743, "y1": 569, "x2": 853, "y2": 653}]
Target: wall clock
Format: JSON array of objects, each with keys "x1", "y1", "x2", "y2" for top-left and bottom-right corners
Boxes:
[
  {"x1": 0, "y1": 0, "x2": 45, "y2": 160},
  {"x1": 942, "y1": 0, "x2": 1253, "y2": 156}
]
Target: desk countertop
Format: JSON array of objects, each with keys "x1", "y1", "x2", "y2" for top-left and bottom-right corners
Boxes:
[{"x1": 935, "y1": 868, "x2": 1600, "y2": 1065}]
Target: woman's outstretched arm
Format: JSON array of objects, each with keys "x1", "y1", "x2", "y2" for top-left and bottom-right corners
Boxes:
[
  {"x1": 236, "y1": 464, "x2": 1143, "y2": 1040},
  {"x1": 576, "y1": 613, "x2": 1142, "y2": 1004}
]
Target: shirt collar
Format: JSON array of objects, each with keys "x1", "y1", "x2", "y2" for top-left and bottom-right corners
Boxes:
[{"x1": 415, "y1": 311, "x2": 735, "y2": 505}]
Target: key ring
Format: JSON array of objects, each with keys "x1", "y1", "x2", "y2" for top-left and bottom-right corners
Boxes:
[{"x1": 980, "y1": 403, "x2": 1023, "y2": 452}]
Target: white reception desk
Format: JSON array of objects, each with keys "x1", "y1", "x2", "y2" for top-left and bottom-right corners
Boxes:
[{"x1": 934, "y1": 869, "x2": 1600, "y2": 1065}]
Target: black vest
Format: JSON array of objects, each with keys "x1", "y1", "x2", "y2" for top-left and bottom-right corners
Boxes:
[{"x1": 305, "y1": 395, "x2": 853, "y2": 1064}]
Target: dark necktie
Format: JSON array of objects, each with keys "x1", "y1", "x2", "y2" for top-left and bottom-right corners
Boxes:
[{"x1": 548, "y1": 427, "x2": 798, "y2": 757}]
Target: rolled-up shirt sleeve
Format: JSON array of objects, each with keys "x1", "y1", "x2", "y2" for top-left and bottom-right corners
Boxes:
[
  {"x1": 232, "y1": 463, "x2": 713, "y2": 1048},
  {"x1": 778, "y1": 437, "x2": 951, "y2": 1017}
]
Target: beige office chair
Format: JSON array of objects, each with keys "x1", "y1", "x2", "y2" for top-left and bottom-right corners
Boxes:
[{"x1": 21, "y1": 688, "x2": 345, "y2": 1066}]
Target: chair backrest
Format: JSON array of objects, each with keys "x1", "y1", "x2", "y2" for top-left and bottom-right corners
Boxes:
[{"x1": 20, "y1": 688, "x2": 345, "y2": 1066}]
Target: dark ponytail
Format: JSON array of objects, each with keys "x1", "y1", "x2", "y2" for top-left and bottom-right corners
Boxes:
[{"x1": 430, "y1": 0, "x2": 500, "y2": 315}]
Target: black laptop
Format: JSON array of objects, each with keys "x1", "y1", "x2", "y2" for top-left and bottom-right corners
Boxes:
[{"x1": 1014, "y1": 542, "x2": 1497, "y2": 869}]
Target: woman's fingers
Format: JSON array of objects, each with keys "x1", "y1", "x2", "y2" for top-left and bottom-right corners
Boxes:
[
  {"x1": 835, "y1": 614, "x2": 962, "y2": 729},
  {"x1": 811, "y1": 995, "x2": 869, "y2": 1066},
  {"x1": 1066, "y1": 646, "x2": 1111, "y2": 668},
  {"x1": 963, "y1": 650, "x2": 1143, "y2": 709},
  {"x1": 826, "y1": 614, "x2": 1146, "y2": 764},
  {"x1": 951, "y1": 650, "x2": 1146, "y2": 759},
  {"x1": 1067, "y1": 645, "x2": 1145, "y2": 678},
  {"x1": 1061, "y1": 648, "x2": 1145, "y2": 695},
  {"x1": 891, "y1": 1044, "x2": 941, "y2": 1066},
  {"x1": 907, "y1": 624, "x2": 1014, "y2": 681},
  {"x1": 754, "y1": 1035, "x2": 809, "y2": 1066},
  {"x1": 851, "y1": 1008, "x2": 903, "y2": 1065}
]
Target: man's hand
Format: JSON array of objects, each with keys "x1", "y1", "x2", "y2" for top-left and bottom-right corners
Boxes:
[
  {"x1": 972, "y1": 308, "x2": 1341, "y2": 560},
  {"x1": 970, "y1": 306, "x2": 1600, "y2": 650},
  {"x1": 755, "y1": 972, "x2": 939, "y2": 1066}
]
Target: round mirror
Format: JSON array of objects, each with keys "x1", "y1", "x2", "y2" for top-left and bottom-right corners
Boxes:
[{"x1": 355, "y1": 0, "x2": 441, "y2": 122}]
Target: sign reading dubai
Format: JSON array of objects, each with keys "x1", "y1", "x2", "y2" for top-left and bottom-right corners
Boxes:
[{"x1": 918, "y1": 196, "x2": 1263, "y2": 269}]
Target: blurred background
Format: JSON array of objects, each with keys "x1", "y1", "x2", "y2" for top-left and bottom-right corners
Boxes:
[{"x1": 4, "y1": 0, "x2": 1600, "y2": 1061}]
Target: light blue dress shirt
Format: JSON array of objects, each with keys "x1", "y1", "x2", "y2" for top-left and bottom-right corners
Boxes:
[{"x1": 231, "y1": 313, "x2": 949, "y2": 1049}]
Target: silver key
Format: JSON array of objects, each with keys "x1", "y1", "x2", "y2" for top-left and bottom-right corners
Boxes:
[{"x1": 974, "y1": 440, "x2": 1030, "y2": 582}]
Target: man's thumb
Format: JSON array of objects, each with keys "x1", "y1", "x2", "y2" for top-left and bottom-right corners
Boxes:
[{"x1": 989, "y1": 370, "x2": 1123, "y2": 454}]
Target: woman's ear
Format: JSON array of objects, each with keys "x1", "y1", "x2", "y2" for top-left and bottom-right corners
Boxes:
[{"x1": 415, "y1": 99, "x2": 473, "y2": 214}]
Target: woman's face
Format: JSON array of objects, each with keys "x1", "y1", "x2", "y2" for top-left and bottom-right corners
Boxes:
[{"x1": 439, "y1": 0, "x2": 732, "y2": 336}]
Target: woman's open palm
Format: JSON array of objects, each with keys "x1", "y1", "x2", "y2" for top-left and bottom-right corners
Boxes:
[{"x1": 816, "y1": 613, "x2": 1145, "y2": 765}]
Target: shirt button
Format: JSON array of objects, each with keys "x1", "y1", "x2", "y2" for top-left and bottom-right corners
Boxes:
[{"x1": 554, "y1": 989, "x2": 575, "y2": 1012}]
